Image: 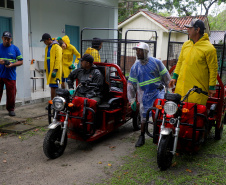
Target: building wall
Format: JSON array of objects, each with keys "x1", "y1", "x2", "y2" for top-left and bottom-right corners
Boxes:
[
  {"x1": 0, "y1": 0, "x2": 118, "y2": 91},
  {"x1": 121, "y1": 15, "x2": 169, "y2": 60},
  {"x1": 120, "y1": 15, "x2": 188, "y2": 63}
]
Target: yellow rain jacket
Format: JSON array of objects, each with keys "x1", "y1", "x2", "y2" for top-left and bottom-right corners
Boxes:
[
  {"x1": 62, "y1": 35, "x2": 81, "y2": 78},
  {"x1": 85, "y1": 47, "x2": 101, "y2": 62},
  {"x1": 173, "y1": 33, "x2": 218, "y2": 105},
  {"x1": 44, "y1": 42, "x2": 62, "y2": 85}
]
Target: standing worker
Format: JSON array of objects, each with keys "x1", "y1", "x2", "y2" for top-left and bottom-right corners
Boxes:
[
  {"x1": 58, "y1": 35, "x2": 81, "y2": 89},
  {"x1": 0, "y1": 31, "x2": 23, "y2": 116},
  {"x1": 169, "y1": 19, "x2": 218, "y2": 105},
  {"x1": 128, "y1": 42, "x2": 171, "y2": 147},
  {"x1": 40, "y1": 33, "x2": 62, "y2": 100},
  {"x1": 85, "y1": 37, "x2": 102, "y2": 63}
]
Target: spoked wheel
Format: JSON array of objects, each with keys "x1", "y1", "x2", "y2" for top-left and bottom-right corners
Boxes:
[
  {"x1": 157, "y1": 135, "x2": 174, "y2": 170},
  {"x1": 132, "y1": 110, "x2": 141, "y2": 131},
  {"x1": 43, "y1": 126, "x2": 67, "y2": 159}
]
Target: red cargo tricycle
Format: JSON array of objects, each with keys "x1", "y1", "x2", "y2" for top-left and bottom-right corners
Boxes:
[
  {"x1": 43, "y1": 62, "x2": 140, "y2": 159},
  {"x1": 145, "y1": 69, "x2": 225, "y2": 170}
]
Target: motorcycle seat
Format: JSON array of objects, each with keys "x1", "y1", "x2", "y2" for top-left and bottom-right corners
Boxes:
[{"x1": 98, "y1": 97, "x2": 122, "y2": 110}]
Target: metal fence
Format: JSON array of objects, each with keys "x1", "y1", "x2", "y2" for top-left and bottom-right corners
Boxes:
[
  {"x1": 166, "y1": 30, "x2": 188, "y2": 70},
  {"x1": 81, "y1": 28, "x2": 157, "y2": 77},
  {"x1": 215, "y1": 33, "x2": 226, "y2": 84},
  {"x1": 166, "y1": 31, "x2": 226, "y2": 85}
]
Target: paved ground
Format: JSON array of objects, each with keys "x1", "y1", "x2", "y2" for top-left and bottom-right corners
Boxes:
[
  {"x1": 0, "y1": 115, "x2": 140, "y2": 185},
  {"x1": 0, "y1": 99, "x2": 144, "y2": 184},
  {"x1": 0, "y1": 101, "x2": 49, "y2": 133}
]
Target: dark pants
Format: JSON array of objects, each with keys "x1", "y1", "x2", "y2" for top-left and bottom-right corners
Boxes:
[
  {"x1": 76, "y1": 92, "x2": 101, "y2": 104},
  {"x1": 0, "y1": 78, "x2": 16, "y2": 111}
]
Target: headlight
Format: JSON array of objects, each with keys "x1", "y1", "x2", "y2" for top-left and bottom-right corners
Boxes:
[
  {"x1": 164, "y1": 101, "x2": 178, "y2": 115},
  {"x1": 52, "y1": 97, "x2": 66, "y2": 111}
]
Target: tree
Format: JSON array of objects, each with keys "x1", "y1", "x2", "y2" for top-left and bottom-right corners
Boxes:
[
  {"x1": 118, "y1": 0, "x2": 226, "y2": 23},
  {"x1": 208, "y1": 10, "x2": 226, "y2": 30},
  {"x1": 164, "y1": 0, "x2": 226, "y2": 16},
  {"x1": 118, "y1": 1, "x2": 171, "y2": 23}
]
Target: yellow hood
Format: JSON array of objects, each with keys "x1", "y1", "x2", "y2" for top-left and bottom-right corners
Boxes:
[{"x1": 62, "y1": 35, "x2": 70, "y2": 46}]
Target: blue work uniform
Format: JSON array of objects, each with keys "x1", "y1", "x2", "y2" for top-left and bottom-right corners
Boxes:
[{"x1": 128, "y1": 57, "x2": 171, "y2": 119}]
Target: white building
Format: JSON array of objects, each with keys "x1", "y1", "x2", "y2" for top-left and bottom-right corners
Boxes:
[
  {"x1": 0, "y1": 0, "x2": 118, "y2": 102},
  {"x1": 118, "y1": 9, "x2": 210, "y2": 64}
]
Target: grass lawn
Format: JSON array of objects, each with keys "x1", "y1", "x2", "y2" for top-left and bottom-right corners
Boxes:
[{"x1": 99, "y1": 130, "x2": 226, "y2": 185}]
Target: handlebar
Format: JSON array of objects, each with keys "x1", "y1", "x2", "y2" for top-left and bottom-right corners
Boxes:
[{"x1": 181, "y1": 86, "x2": 208, "y2": 102}]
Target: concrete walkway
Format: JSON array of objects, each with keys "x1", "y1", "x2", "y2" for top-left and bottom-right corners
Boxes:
[{"x1": 0, "y1": 89, "x2": 50, "y2": 134}]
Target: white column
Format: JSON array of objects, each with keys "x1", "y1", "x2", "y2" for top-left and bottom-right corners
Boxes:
[{"x1": 14, "y1": 0, "x2": 31, "y2": 100}]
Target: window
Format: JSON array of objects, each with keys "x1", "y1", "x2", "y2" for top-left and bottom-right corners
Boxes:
[
  {"x1": 0, "y1": 0, "x2": 14, "y2": 9},
  {"x1": 7, "y1": 0, "x2": 14, "y2": 9},
  {"x1": 0, "y1": 0, "x2": 5, "y2": 8}
]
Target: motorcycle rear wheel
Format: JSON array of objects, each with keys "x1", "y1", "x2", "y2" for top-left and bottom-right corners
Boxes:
[
  {"x1": 43, "y1": 127, "x2": 67, "y2": 159},
  {"x1": 157, "y1": 135, "x2": 174, "y2": 170}
]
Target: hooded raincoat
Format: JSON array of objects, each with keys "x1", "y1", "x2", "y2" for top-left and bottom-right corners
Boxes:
[
  {"x1": 85, "y1": 47, "x2": 101, "y2": 63},
  {"x1": 44, "y1": 40, "x2": 62, "y2": 85},
  {"x1": 128, "y1": 57, "x2": 171, "y2": 120},
  {"x1": 173, "y1": 33, "x2": 218, "y2": 105},
  {"x1": 62, "y1": 35, "x2": 81, "y2": 78}
]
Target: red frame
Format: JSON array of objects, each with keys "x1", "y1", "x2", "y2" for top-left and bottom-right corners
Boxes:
[
  {"x1": 152, "y1": 65, "x2": 225, "y2": 151},
  {"x1": 66, "y1": 62, "x2": 133, "y2": 142}
]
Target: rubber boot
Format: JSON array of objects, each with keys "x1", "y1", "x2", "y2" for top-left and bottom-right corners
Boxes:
[{"x1": 135, "y1": 135, "x2": 145, "y2": 147}]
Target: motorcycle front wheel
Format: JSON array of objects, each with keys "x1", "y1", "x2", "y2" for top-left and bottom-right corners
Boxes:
[
  {"x1": 157, "y1": 135, "x2": 174, "y2": 170},
  {"x1": 43, "y1": 126, "x2": 67, "y2": 159}
]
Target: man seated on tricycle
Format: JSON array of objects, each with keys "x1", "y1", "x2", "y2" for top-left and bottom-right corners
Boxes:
[{"x1": 67, "y1": 54, "x2": 104, "y2": 103}]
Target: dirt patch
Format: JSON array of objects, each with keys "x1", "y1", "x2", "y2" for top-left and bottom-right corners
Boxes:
[{"x1": 0, "y1": 120, "x2": 141, "y2": 185}]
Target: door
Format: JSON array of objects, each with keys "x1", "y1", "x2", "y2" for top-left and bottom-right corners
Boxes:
[
  {"x1": 0, "y1": 16, "x2": 12, "y2": 44},
  {"x1": 65, "y1": 25, "x2": 80, "y2": 67}
]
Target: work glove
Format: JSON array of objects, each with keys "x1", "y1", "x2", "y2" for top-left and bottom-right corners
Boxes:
[
  {"x1": 51, "y1": 72, "x2": 56, "y2": 78},
  {"x1": 69, "y1": 64, "x2": 76, "y2": 70},
  {"x1": 131, "y1": 101, "x2": 136, "y2": 111},
  {"x1": 69, "y1": 90, "x2": 75, "y2": 95},
  {"x1": 51, "y1": 69, "x2": 58, "y2": 78}
]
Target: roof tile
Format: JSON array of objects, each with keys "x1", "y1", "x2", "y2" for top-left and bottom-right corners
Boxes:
[{"x1": 119, "y1": 9, "x2": 207, "y2": 32}]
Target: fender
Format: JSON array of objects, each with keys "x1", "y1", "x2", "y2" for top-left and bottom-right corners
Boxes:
[
  {"x1": 48, "y1": 122, "x2": 62, "y2": 129},
  {"x1": 160, "y1": 128, "x2": 172, "y2": 135}
]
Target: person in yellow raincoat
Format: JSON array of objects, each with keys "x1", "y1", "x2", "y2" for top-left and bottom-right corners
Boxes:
[
  {"x1": 58, "y1": 35, "x2": 81, "y2": 89},
  {"x1": 85, "y1": 37, "x2": 102, "y2": 62},
  {"x1": 169, "y1": 19, "x2": 218, "y2": 105},
  {"x1": 40, "y1": 33, "x2": 62, "y2": 100}
]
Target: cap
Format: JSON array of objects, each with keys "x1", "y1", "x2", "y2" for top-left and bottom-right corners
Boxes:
[
  {"x1": 78, "y1": 54, "x2": 94, "y2": 64},
  {"x1": 132, "y1": 42, "x2": 149, "y2": 52},
  {"x1": 184, "y1": 19, "x2": 206, "y2": 30},
  {"x1": 40, "y1": 33, "x2": 51, "y2": 42},
  {"x1": 2, "y1": 31, "x2": 12, "y2": 38}
]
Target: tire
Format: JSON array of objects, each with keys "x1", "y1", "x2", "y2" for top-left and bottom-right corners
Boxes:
[
  {"x1": 157, "y1": 135, "x2": 174, "y2": 171},
  {"x1": 43, "y1": 127, "x2": 67, "y2": 159},
  {"x1": 215, "y1": 124, "x2": 223, "y2": 140},
  {"x1": 215, "y1": 113, "x2": 225, "y2": 140},
  {"x1": 132, "y1": 110, "x2": 141, "y2": 131}
]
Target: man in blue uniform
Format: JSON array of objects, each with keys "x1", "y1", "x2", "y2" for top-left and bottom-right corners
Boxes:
[
  {"x1": 0, "y1": 31, "x2": 23, "y2": 116},
  {"x1": 128, "y1": 42, "x2": 171, "y2": 147}
]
